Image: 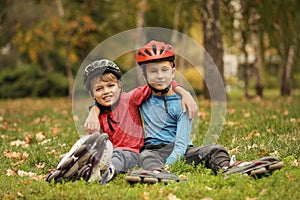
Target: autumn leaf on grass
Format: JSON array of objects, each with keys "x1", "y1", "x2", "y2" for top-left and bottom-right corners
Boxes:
[
  {"x1": 282, "y1": 108, "x2": 289, "y2": 116},
  {"x1": 228, "y1": 146, "x2": 242, "y2": 154},
  {"x1": 140, "y1": 191, "x2": 150, "y2": 200},
  {"x1": 51, "y1": 127, "x2": 62, "y2": 135},
  {"x1": 10, "y1": 140, "x2": 29, "y2": 148},
  {"x1": 4, "y1": 169, "x2": 46, "y2": 181},
  {"x1": 36, "y1": 162, "x2": 45, "y2": 169},
  {"x1": 0, "y1": 134, "x2": 9, "y2": 139},
  {"x1": 35, "y1": 131, "x2": 46, "y2": 141},
  {"x1": 285, "y1": 172, "x2": 295, "y2": 182},
  {"x1": 168, "y1": 193, "x2": 181, "y2": 200},
  {"x1": 223, "y1": 121, "x2": 239, "y2": 126},
  {"x1": 3, "y1": 151, "x2": 29, "y2": 159}
]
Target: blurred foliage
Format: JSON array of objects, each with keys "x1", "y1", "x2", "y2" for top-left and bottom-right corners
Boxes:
[
  {"x1": 0, "y1": 0, "x2": 299, "y2": 98},
  {"x1": 0, "y1": 65, "x2": 68, "y2": 98}
]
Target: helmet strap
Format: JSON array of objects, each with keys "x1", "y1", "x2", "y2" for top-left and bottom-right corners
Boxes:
[{"x1": 147, "y1": 82, "x2": 171, "y2": 114}]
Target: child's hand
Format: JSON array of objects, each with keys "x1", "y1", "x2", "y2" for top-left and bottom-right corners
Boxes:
[
  {"x1": 181, "y1": 91, "x2": 199, "y2": 119},
  {"x1": 84, "y1": 106, "x2": 100, "y2": 134}
]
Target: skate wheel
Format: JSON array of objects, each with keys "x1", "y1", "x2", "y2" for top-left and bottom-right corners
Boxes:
[
  {"x1": 160, "y1": 179, "x2": 170, "y2": 184},
  {"x1": 77, "y1": 149, "x2": 96, "y2": 167},
  {"x1": 78, "y1": 164, "x2": 90, "y2": 179},
  {"x1": 59, "y1": 157, "x2": 74, "y2": 170},
  {"x1": 268, "y1": 162, "x2": 283, "y2": 170},
  {"x1": 250, "y1": 167, "x2": 267, "y2": 175},
  {"x1": 46, "y1": 170, "x2": 62, "y2": 182},
  {"x1": 125, "y1": 176, "x2": 142, "y2": 183},
  {"x1": 74, "y1": 145, "x2": 87, "y2": 157},
  {"x1": 143, "y1": 177, "x2": 158, "y2": 183},
  {"x1": 89, "y1": 151, "x2": 99, "y2": 163},
  {"x1": 63, "y1": 162, "x2": 79, "y2": 178}
]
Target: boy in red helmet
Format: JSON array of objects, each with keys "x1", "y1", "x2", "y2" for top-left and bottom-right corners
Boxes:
[{"x1": 125, "y1": 40, "x2": 283, "y2": 183}]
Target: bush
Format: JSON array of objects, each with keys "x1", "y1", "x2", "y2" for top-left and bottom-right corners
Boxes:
[{"x1": 0, "y1": 65, "x2": 68, "y2": 98}]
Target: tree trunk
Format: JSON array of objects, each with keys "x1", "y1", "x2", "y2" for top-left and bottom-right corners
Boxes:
[
  {"x1": 201, "y1": 0, "x2": 225, "y2": 100},
  {"x1": 250, "y1": 8, "x2": 263, "y2": 97},
  {"x1": 56, "y1": 0, "x2": 74, "y2": 96},
  {"x1": 171, "y1": 1, "x2": 182, "y2": 44},
  {"x1": 135, "y1": 0, "x2": 147, "y2": 85},
  {"x1": 239, "y1": 0, "x2": 250, "y2": 98},
  {"x1": 281, "y1": 45, "x2": 295, "y2": 96}
]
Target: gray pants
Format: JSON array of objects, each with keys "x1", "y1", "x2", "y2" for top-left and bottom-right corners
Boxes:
[
  {"x1": 112, "y1": 148, "x2": 139, "y2": 174},
  {"x1": 138, "y1": 143, "x2": 230, "y2": 174}
]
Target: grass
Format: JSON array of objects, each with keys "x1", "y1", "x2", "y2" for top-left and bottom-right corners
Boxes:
[{"x1": 0, "y1": 91, "x2": 299, "y2": 200}]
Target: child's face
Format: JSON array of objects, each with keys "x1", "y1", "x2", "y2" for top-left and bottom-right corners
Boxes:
[
  {"x1": 144, "y1": 60, "x2": 175, "y2": 91},
  {"x1": 91, "y1": 76, "x2": 121, "y2": 107}
]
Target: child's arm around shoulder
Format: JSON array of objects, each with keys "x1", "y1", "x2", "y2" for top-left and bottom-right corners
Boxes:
[
  {"x1": 84, "y1": 105, "x2": 100, "y2": 134},
  {"x1": 173, "y1": 82, "x2": 199, "y2": 119}
]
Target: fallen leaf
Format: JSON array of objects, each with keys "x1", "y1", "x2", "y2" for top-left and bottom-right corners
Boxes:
[
  {"x1": 246, "y1": 197, "x2": 258, "y2": 200},
  {"x1": 35, "y1": 132, "x2": 46, "y2": 141},
  {"x1": 140, "y1": 191, "x2": 150, "y2": 200},
  {"x1": 0, "y1": 134, "x2": 9, "y2": 139},
  {"x1": 39, "y1": 138, "x2": 51, "y2": 145},
  {"x1": 285, "y1": 172, "x2": 295, "y2": 182},
  {"x1": 224, "y1": 121, "x2": 239, "y2": 126},
  {"x1": 228, "y1": 146, "x2": 242, "y2": 154},
  {"x1": 168, "y1": 193, "x2": 181, "y2": 200},
  {"x1": 51, "y1": 127, "x2": 61, "y2": 135},
  {"x1": 36, "y1": 162, "x2": 45, "y2": 169},
  {"x1": 3, "y1": 151, "x2": 21, "y2": 159},
  {"x1": 5, "y1": 169, "x2": 17, "y2": 176},
  {"x1": 247, "y1": 144, "x2": 258, "y2": 150},
  {"x1": 282, "y1": 109, "x2": 289, "y2": 116},
  {"x1": 291, "y1": 159, "x2": 298, "y2": 167},
  {"x1": 244, "y1": 112, "x2": 251, "y2": 118},
  {"x1": 270, "y1": 150, "x2": 280, "y2": 157},
  {"x1": 17, "y1": 192, "x2": 24, "y2": 197},
  {"x1": 10, "y1": 140, "x2": 29, "y2": 148},
  {"x1": 257, "y1": 151, "x2": 268, "y2": 156},
  {"x1": 205, "y1": 186, "x2": 213, "y2": 191},
  {"x1": 3, "y1": 151, "x2": 29, "y2": 161}
]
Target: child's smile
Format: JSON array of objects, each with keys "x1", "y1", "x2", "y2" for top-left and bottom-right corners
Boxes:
[{"x1": 93, "y1": 80, "x2": 121, "y2": 107}]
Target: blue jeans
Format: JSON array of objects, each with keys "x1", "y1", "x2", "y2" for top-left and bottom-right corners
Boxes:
[
  {"x1": 112, "y1": 148, "x2": 139, "y2": 174},
  {"x1": 139, "y1": 143, "x2": 230, "y2": 174}
]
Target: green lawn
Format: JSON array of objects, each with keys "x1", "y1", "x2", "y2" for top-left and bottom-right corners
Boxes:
[{"x1": 0, "y1": 92, "x2": 299, "y2": 200}]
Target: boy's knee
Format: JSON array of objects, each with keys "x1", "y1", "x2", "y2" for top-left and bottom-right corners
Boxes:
[{"x1": 207, "y1": 144, "x2": 228, "y2": 154}]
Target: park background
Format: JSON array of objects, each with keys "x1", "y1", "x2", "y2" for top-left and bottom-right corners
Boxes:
[
  {"x1": 0, "y1": 1, "x2": 299, "y2": 200},
  {"x1": 1, "y1": 0, "x2": 300, "y2": 98}
]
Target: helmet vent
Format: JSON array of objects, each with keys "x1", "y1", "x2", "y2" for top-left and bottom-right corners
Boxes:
[
  {"x1": 152, "y1": 44, "x2": 157, "y2": 54},
  {"x1": 144, "y1": 49, "x2": 152, "y2": 56},
  {"x1": 160, "y1": 46, "x2": 165, "y2": 54}
]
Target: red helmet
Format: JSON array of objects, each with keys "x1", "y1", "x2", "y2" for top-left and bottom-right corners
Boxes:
[{"x1": 137, "y1": 40, "x2": 175, "y2": 65}]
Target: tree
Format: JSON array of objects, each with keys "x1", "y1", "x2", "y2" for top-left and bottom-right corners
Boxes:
[{"x1": 201, "y1": 0, "x2": 225, "y2": 100}]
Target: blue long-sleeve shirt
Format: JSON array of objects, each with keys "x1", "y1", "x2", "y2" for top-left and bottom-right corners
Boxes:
[{"x1": 141, "y1": 93, "x2": 193, "y2": 165}]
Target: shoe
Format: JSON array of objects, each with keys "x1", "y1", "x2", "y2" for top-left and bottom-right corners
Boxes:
[
  {"x1": 222, "y1": 156, "x2": 284, "y2": 177},
  {"x1": 46, "y1": 132, "x2": 112, "y2": 183},
  {"x1": 125, "y1": 169, "x2": 180, "y2": 184}
]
